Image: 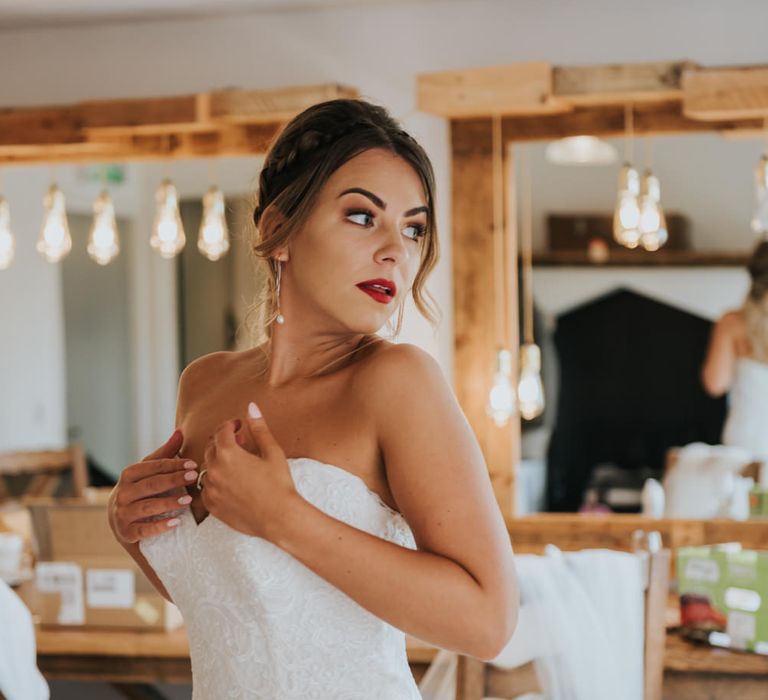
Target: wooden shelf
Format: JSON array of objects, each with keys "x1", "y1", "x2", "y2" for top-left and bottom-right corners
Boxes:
[{"x1": 532, "y1": 250, "x2": 751, "y2": 267}]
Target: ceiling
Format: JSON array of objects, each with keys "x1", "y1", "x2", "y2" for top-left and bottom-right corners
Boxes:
[{"x1": 0, "y1": 0, "x2": 413, "y2": 29}]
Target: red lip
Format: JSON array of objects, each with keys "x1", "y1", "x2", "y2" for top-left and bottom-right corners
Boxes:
[{"x1": 356, "y1": 278, "x2": 397, "y2": 303}]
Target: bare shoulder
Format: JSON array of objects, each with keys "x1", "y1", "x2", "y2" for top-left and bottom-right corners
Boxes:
[
  {"x1": 719, "y1": 310, "x2": 746, "y2": 332},
  {"x1": 354, "y1": 341, "x2": 447, "y2": 391}
]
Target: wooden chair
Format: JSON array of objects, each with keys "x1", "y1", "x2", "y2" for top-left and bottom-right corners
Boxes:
[
  {"x1": 454, "y1": 546, "x2": 671, "y2": 700},
  {"x1": 0, "y1": 445, "x2": 88, "y2": 502}
]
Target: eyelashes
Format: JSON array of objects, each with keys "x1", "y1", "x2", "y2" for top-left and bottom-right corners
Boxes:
[{"x1": 345, "y1": 208, "x2": 427, "y2": 241}]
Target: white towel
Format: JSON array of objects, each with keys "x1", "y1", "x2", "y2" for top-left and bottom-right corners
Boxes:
[
  {"x1": 0, "y1": 580, "x2": 49, "y2": 700},
  {"x1": 418, "y1": 548, "x2": 644, "y2": 700}
]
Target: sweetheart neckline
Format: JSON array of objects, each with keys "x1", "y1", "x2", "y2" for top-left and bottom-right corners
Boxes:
[{"x1": 187, "y1": 456, "x2": 405, "y2": 530}]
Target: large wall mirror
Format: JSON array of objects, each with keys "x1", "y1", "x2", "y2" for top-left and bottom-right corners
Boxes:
[{"x1": 517, "y1": 131, "x2": 762, "y2": 518}]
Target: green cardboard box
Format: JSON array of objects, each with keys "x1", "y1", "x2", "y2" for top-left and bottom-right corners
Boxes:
[{"x1": 677, "y1": 543, "x2": 768, "y2": 654}]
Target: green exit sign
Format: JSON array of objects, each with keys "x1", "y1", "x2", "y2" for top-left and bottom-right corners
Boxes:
[{"x1": 82, "y1": 164, "x2": 126, "y2": 184}]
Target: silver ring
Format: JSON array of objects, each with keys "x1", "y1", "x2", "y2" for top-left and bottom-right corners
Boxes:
[{"x1": 196, "y1": 468, "x2": 208, "y2": 491}]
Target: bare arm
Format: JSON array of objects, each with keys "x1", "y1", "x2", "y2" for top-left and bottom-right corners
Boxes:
[
  {"x1": 268, "y1": 344, "x2": 519, "y2": 660},
  {"x1": 107, "y1": 358, "x2": 210, "y2": 603},
  {"x1": 702, "y1": 313, "x2": 739, "y2": 396}
]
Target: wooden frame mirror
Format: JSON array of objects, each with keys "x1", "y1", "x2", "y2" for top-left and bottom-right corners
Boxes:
[{"x1": 418, "y1": 60, "x2": 768, "y2": 552}]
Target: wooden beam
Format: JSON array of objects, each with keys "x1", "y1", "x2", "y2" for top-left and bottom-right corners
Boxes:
[
  {"x1": 553, "y1": 60, "x2": 696, "y2": 105},
  {"x1": 451, "y1": 119, "x2": 519, "y2": 517},
  {"x1": 497, "y1": 100, "x2": 765, "y2": 142},
  {"x1": 418, "y1": 63, "x2": 569, "y2": 118},
  {"x1": 683, "y1": 65, "x2": 768, "y2": 121},
  {"x1": 0, "y1": 84, "x2": 357, "y2": 163},
  {"x1": 209, "y1": 84, "x2": 358, "y2": 123}
]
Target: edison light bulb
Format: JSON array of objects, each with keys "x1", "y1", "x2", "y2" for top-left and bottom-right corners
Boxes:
[
  {"x1": 751, "y1": 155, "x2": 768, "y2": 235},
  {"x1": 150, "y1": 179, "x2": 186, "y2": 258},
  {"x1": 0, "y1": 197, "x2": 14, "y2": 270},
  {"x1": 486, "y1": 349, "x2": 517, "y2": 427},
  {"x1": 613, "y1": 164, "x2": 641, "y2": 249},
  {"x1": 87, "y1": 190, "x2": 120, "y2": 265},
  {"x1": 198, "y1": 186, "x2": 230, "y2": 261},
  {"x1": 37, "y1": 184, "x2": 72, "y2": 263},
  {"x1": 518, "y1": 343, "x2": 545, "y2": 421},
  {"x1": 638, "y1": 170, "x2": 668, "y2": 252}
]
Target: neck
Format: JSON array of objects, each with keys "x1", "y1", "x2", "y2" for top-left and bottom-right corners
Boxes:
[{"x1": 257, "y1": 326, "x2": 373, "y2": 388}]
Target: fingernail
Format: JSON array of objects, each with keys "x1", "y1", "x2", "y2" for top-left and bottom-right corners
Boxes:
[
  {"x1": 177, "y1": 495, "x2": 192, "y2": 505},
  {"x1": 167, "y1": 518, "x2": 181, "y2": 528},
  {"x1": 171, "y1": 429, "x2": 181, "y2": 441},
  {"x1": 184, "y1": 471, "x2": 198, "y2": 481},
  {"x1": 184, "y1": 460, "x2": 197, "y2": 470},
  {"x1": 248, "y1": 401, "x2": 262, "y2": 419}
]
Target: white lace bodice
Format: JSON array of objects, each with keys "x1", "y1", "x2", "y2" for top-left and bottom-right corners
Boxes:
[
  {"x1": 722, "y1": 357, "x2": 768, "y2": 468},
  {"x1": 139, "y1": 457, "x2": 422, "y2": 700}
]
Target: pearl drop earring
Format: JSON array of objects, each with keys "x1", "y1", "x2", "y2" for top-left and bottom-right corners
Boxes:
[{"x1": 274, "y1": 259, "x2": 285, "y2": 325}]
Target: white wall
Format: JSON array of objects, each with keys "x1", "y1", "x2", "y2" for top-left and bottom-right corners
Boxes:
[{"x1": 1, "y1": 0, "x2": 766, "y2": 458}]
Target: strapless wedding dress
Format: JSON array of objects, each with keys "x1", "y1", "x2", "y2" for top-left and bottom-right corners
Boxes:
[
  {"x1": 722, "y1": 357, "x2": 768, "y2": 476},
  {"x1": 139, "y1": 457, "x2": 423, "y2": 700}
]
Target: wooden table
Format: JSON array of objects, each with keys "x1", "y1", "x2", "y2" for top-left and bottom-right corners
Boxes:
[{"x1": 32, "y1": 598, "x2": 768, "y2": 700}]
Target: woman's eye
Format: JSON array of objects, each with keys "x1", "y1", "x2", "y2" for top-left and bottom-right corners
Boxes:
[
  {"x1": 403, "y1": 223, "x2": 426, "y2": 241},
  {"x1": 346, "y1": 208, "x2": 426, "y2": 242},
  {"x1": 346, "y1": 209, "x2": 374, "y2": 226}
]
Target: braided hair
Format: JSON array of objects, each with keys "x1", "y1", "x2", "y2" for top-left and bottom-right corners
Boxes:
[
  {"x1": 743, "y1": 240, "x2": 768, "y2": 361},
  {"x1": 242, "y1": 98, "x2": 441, "y2": 369}
]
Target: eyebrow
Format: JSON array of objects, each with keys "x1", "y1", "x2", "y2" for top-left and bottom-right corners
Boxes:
[{"x1": 337, "y1": 187, "x2": 428, "y2": 217}]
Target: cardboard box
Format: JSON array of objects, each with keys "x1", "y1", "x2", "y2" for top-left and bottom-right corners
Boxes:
[
  {"x1": 24, "y1": 494, "x2": 183, "y2": 631},
  {"x1": 677, "y1": 543, "x2": 768, "y2": 654}
]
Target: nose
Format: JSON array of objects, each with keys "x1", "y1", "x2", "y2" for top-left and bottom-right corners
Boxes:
[{"x1": 374, "y1": 221, "x2": 409, "y2": 265}]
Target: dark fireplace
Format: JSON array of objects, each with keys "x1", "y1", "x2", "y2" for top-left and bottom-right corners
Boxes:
[{"x1": 545, "y1": 288, "x2": 727, "y2": 512}]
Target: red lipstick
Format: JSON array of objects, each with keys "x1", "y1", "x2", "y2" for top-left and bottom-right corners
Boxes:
[{"x1": 356, "y1": 278, "x2": 396, "y2": 304}]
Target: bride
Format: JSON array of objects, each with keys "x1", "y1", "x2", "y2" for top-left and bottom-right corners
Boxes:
[
  {"x1": 702, "y1": 239, "x2": 768, "y2": 480},
  {"x1": 107, "y1": 98, "x2": 519, "y2": 698}
]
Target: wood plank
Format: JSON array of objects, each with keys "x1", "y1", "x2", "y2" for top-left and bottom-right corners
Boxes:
[
  {"x1": 0, "y1": 84, "x2": 357, "y2": 163},
  {"x1": 554, "y1": 60, "x2": 696, "y2": 105},
  {"x1": 209, "y1": 84, "x2": 358, "y2": 123},
  {"x1": 531, "y1": 250, "x2": 751, "y2": 267},
  {"x1": 451, "y1": 119, "x2": 519, "y2": 517},
  {"x1": 498, "y1": 100, "x2": 766, "y2": 141},
  {"x1": 418, "y1": 63, "x2": 569, "y2": 118},
  {"x1": 683, "y1": 65, "x2": 768, "y2": 121}
]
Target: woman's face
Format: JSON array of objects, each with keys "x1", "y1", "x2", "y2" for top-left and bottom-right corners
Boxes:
[{"x1": 281, "y1": 148, "x2": 429, "y2": 334}]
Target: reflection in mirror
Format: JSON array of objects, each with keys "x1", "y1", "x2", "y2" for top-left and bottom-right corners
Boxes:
[
  {"x1": 517, "y1": 132, "x2": 766, "y2": 518},
  {"x1": 0, "y1": 157, "x2": 264, "y2": 485}
]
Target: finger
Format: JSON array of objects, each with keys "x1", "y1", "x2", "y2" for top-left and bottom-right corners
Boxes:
[
  {"x1": 117, "y1": 469, "x2": 199, "y2": 505},
  {"x1": 214, "y1": 418, "x2": 240, "y2": 453},
  {"x1": 122, "y1": 493, "x2": 193, "y2": 524},
  {"x1": 122, "y1": 516, "x2": 185, "y2": 543},
  {"x1": 141, "y1": 429, "x2": 184, "y2": 462},
  {"x1": 244, "y1": 401, "x2": 281, "y2": 459},
  {"x1": 123, "y1": 458, "x2": 197, "y2": 484}
]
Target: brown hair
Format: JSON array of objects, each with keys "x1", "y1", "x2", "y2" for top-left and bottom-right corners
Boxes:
[
  {"x1": 743, "y1": 240, "x2": 768, "y2": 361},
  {"x1": 242, "y1": 98, "x2": 441, "y2": 376}
]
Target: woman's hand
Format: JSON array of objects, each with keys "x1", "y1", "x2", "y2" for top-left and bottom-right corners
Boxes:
[
  {"x1": 108, "y1": 429, "x2": 199, "y2": 544},
  {"x1": 198, "y1": 402, "x2": 300, "y2": 542}
]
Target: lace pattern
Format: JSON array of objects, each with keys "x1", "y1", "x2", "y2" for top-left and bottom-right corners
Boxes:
[{"x1": 139, "y1": 457, "x2": 422, "y2": 700}]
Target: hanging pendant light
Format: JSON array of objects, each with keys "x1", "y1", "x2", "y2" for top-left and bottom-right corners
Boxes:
[
  {"x1": 613, "y1": 164, "x2": 641, "y2": 249},
  {"x1": 518, "y1": 343, "x2": 545, "y2": 420},
  {"x1": 487, "y1": 349, "x2": 517, "y2": 427},
  {"x1": 638, "y1": 170, "x2": 669, "y2": 252},
  {"x1": 485, "y1": 114, "x2": 516, "y2": 426},
  {"x1": 751, "y1": 154, "x2": 768, "y2": 235},
  {"x1": 87, "y1": 190, "x2": 120, "y2": 265},
  {"x1": 150, "y1": 178, "x2": 185, "y2": 258},
  {"x1": 517, "y1": 145, "x2": 545, "y2": 421},
  {"x1": 0, "y1": 196, "x2": 15, "y2": 270},
  {"x1": 198, "y1": 185, "x2": 230, "y2": 261},
  {"x1": 37, "y1": 184, "x2": 72, "y2": 263},
  {"x1": 612, "y1": 104, "x2": 641, "y2": 249}
]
